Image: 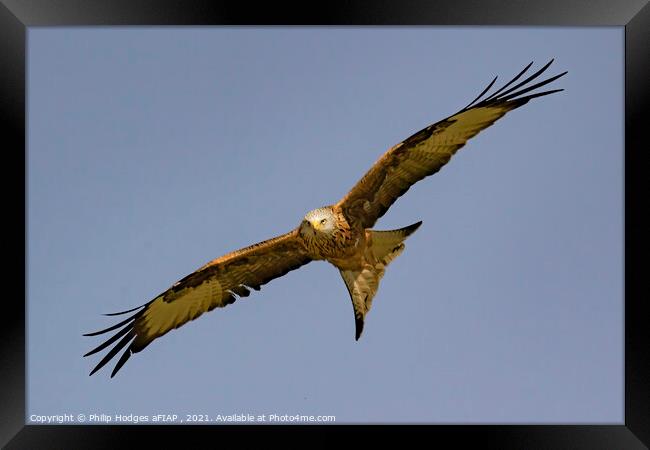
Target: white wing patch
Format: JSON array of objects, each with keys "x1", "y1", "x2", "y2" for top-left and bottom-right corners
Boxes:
[
  {"x1": 429, "y1": 106, "x2": 510, "y2": 146},
  {"x1": 139, "y1": 277, "x2": 223, "y2": 338}
]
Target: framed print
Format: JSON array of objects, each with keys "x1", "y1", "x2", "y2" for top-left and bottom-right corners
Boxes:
[{"x1": 3, "y1": 1, "x2": 648, "y2": 448}]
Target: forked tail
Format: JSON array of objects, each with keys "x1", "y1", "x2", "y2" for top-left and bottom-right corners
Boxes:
[{"x1": 339, "y1": 221, "x2": 422, "y2": 340}]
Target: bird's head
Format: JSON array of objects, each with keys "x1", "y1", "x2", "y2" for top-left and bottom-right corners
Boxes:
[{"x1": 300, "y1": 207, "x2": 337, "y2": 237}]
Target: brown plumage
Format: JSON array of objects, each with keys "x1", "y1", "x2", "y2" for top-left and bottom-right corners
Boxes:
[{"x1": 85, "y1": 60, "x2": 566, "y2": 377}]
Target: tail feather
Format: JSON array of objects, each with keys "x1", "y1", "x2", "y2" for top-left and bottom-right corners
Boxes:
[
  {"x1": 369, "y1": 221, "x2": 422, "y2": 264},
  {"x1": 340, "y1": 220, "x2": 422, "y2": 341}
]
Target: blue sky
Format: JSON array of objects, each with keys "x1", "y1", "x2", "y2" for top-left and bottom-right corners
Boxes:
[{"x1": 27, "y1": 27, "x2": 623, "y2": 424}]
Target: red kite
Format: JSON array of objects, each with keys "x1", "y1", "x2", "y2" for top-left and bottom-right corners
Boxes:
[{"x1": 85, "y1": 60, "x2": 566, "y2": 377}]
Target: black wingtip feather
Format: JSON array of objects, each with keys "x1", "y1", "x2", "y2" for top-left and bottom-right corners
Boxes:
[
  {"x1": 88, "y1": 330, "x2": 136, "y2": 376},
  {"x1": 512, "y1": 88, "x2": 565, "y2": 105},
  {"x1": 103, "y1": 303, "x2": 147, "y2": 316},
  {"x1": 111, "y1": 347, "x2": 133, "y2": 378},
  {"x1": 84, "y1": 323, "x2": 133, "y2": 357},
  {"x1": 482, "y1": 61, "x2": 534, "y2": 103},
  {"x1": 461, "y1": 60, "x2": 566, "y2": 112},
  {"x1": 488, "y1": 59, "x2": 555, "y2": 102},
  {"x1": 463, "y1": 75, "x2": 498, "y2": 110},
  {"x1": 83, "y1": 310, "x2": 141, "y2": 336},
  {"x1": 498, "y1": 70, "x2": 567, "y2": 103}
]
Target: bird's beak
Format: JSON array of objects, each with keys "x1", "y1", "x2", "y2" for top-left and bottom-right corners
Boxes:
[{"x1": 310, "y1": 220, "x2": 321, "y2": 231}]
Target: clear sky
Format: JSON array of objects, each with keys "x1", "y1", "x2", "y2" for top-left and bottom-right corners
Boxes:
[{"x1": 27, "y1": 27, "x2": 623, "y2": 424}]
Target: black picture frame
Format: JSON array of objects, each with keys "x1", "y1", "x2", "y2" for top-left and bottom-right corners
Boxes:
[{"x1": 3, "y1": 1, "x2": 648, "y2": 448}]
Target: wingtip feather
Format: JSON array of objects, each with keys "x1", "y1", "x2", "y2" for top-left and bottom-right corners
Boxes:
[
  {"x1": 103, "y1": 306, "x2": 141, "y2": 316},
  {"x1": 110, "y1": 348, "x2": 133, "y2": 378},
  {"x1": 87, "y1": 330, "x2": 136, "y2": 377}
]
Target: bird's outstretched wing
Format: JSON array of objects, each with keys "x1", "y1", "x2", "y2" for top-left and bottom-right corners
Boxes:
[
  {"x1": 84, "y1": 229, "x2": 311, "y2": 377},
  {"x1": 336, "y1": 60, "x2": 567, "y2": 229}
]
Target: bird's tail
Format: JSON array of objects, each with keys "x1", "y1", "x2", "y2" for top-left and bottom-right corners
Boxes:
[
  {"x1": 339, "y1": 221, "x2": 422, "y2": 341},
  {"x1": 368, "y1": 221, "x2": 422, "y2": 264}
]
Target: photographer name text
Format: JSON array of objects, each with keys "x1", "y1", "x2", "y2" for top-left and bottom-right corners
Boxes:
[{"x1": 29, "y1": 413, "x2": 335, "y2": 424}]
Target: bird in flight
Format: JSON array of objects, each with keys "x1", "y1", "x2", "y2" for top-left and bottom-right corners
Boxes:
[{"x1": 85, "y1": 60, "x2": 567, "y2": 377}]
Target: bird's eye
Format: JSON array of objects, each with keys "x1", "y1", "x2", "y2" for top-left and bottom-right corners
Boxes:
[{"x1": 320, "y1": 219, "x2": 327, "y2": 224}]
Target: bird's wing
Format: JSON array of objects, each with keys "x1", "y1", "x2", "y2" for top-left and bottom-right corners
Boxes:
[
  {"x1": 336, "y1": 60, "x2": 567, "y2": 229},
  {"x1": 84, "y1": 229, "x2": 311, "y2": 377}
]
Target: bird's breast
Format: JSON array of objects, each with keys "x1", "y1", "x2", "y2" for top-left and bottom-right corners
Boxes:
[
  {"x1": 324, "y1": 231, "x2": 368, "y2": 271},
  {"x1": 300, "y1": 226, "x2": 360, "y2": 256}
]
